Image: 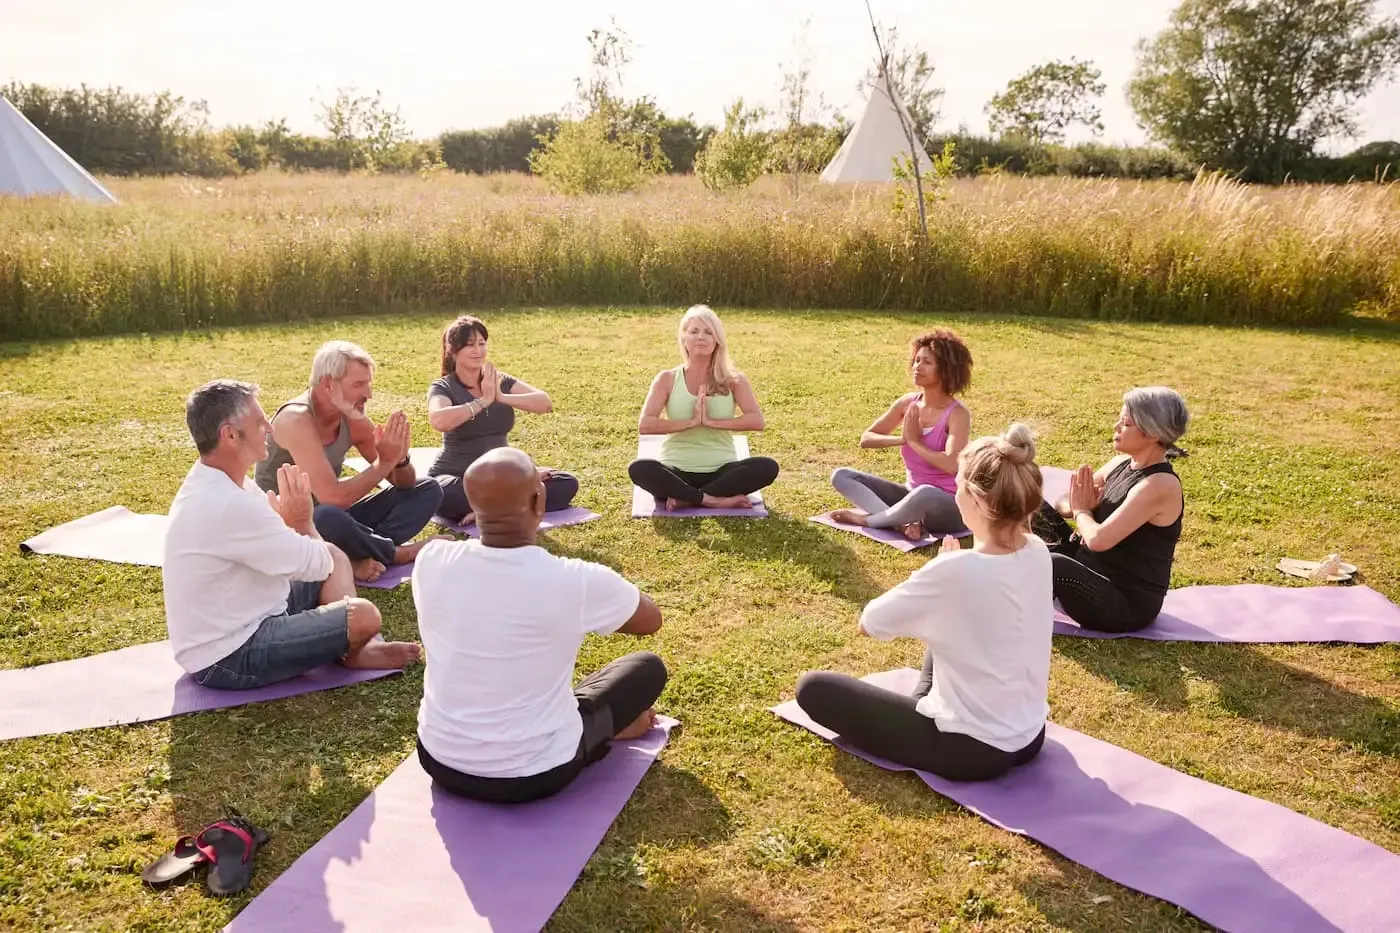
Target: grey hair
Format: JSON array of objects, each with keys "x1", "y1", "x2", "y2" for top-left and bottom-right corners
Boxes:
[
  {"x1": 186, "y1": 379, "x2": 260, "y2": 455},
  {"x1": 1124, "y1": 386, "x2": 1189, "y2": 453},
  {"x1": 310, "y1": 340, "x2": 375, "y2": 388}
]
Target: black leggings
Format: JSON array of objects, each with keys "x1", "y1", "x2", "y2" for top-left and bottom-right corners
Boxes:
[
  {"x1": 795, "y1": 649, "x2": 1045, "y2": 782},
  {"x1": 433, "y1": 470, "x2": 580, "y2": 522},
  {"x1": 417, "y1": 651, "x2": 667, "y2": 804},
  {"x1": 1033, "y1": 504, "x2": 1160, "y2": 633},
  {"x1": 628, "y1": 456, "x2": 779, "y2": 506}
]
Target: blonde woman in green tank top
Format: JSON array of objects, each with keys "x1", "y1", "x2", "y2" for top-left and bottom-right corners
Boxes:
[{"x1": 627, "y1": 306, "x2": 780, "y2": 511}]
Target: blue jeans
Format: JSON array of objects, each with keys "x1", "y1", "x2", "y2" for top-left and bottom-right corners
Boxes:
[
  {"x1": 314, "y1": 478, "x2": 444, "y2": 564},
  {"x1": 192, "y1": 581, "x2": 350, "y2": 690}
]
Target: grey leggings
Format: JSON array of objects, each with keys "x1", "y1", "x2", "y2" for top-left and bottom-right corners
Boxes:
[{"x1": 830, "y1": 468, "x2": 969, "y2": 536}]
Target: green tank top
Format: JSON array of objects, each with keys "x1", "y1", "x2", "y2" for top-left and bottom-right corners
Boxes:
[
  {"x1": 660, "y1": 366, "x2": 738, "y2": 473},
  {"x1": 253, "y1": 392, "x2": 352, "y2": 495}
]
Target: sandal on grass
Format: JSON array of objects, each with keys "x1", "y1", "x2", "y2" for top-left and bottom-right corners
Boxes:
[
  {"x1": 1277, "y1": 555, "x2": 1356, "y2": 583},
  {"x1": 141, "y1": 835, "x2": 209, "y2": 887}
]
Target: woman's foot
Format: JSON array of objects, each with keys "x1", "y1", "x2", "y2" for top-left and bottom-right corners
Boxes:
[
  {"x1": 392, "y1": 535, "x2": 455, "y2": 564},
  {"x1": 830, "y1": 508, "x2": 870, "y2": 527},
  {"x1": 664, "y1": 497, "x2": 688, "y2": 512},
  {"x1": 902, "y1": 521, "x2": 925, "y2": 541},
  {"x1": 702, "y1": 494, "x2": 751, "y2": 509},
  {"x1": 614, "y1": 708, "x2": 658, "y2": 740},
  {"x1": 351, "y1": 558, "x2": 385, "y2": 582}
]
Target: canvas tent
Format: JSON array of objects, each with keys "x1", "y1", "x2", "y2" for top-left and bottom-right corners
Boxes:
[
  {"x1": 0, "y1": 96, "x2": 119, "y2": 204},
  {"x1": 820, "y1": 69, "x2": 932, "y2": 183}
]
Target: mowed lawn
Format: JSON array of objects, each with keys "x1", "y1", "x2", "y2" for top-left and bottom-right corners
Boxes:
[{"x1": 2, "y1": 308, "x2": 1399, "y2": 932}]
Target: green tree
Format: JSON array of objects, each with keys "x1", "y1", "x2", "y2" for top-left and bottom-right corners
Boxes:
[
  {"x1": 530, "y1": 21, "x2": 668, "y2": 193},
  {"x1": 314, "y1": 87, "x2": 410, "y2": 172},
  {"x1": 1127, "y1": 0, "x2": 1400, "y2": 182},
  {"x1": 986, "y1": 58, "x2": 1106, "y2": 144},
  {"x1": 695, "y1": 99, "x2": 771, "y2": 191},
  {"x1": 860, "y1": 25, "x2": 942, "y2": 143}
]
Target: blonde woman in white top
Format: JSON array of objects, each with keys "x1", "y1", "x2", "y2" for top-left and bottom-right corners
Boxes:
[{"x1": 794, "y1": 424, "x2": 1052, "y2": 782}]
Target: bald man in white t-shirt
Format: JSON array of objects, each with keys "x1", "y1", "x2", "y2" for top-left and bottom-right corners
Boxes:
[{"x1": 411, "y1": 447, "x2": 668, "y2": 804}]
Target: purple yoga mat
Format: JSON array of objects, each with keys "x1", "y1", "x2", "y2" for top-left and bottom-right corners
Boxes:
[
  {"x1": 773, "y1": 668, "x2": 1400, "y2": 933},
  {"x1": 631, "y1": 433, "x2": 768, "y2": 518},
  {"x1": 224, "y1": 717, "x2": 677, "y2": 933},
  {"x1": 0, "y1": 641, "x2": 396, "y2": 741},
  {"x1": 807, "y1": 512, "x2": 937, "y2": 551},
  {"x1": 1055, "y1": 584, "x2": 1400, "y2": 644},
  {"x1": 434, "y1": 506, "x2": 602, "y2": 537},
  {"x1": 20, "y1": 506, "x2": 169, "y2": 566},
  {"x1": 1040, "y1": 465, "x2": 1071, "y2": 506}
]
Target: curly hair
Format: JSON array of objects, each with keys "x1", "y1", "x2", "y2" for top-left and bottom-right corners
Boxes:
[
  {"x1": 441, "y1": 315, "x2": 489, "y2": 376},
  {"x1": 910, "y1": 329, "x2": 973, "y2": 396}
]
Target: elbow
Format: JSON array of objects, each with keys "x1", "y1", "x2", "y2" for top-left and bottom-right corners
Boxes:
[
  {"x1": 750, "y1": 414, "x2": 765, "y2": 431},
  {"x1": 538, "y1": 394, "x2": 554, "y2": 413},
  {"x1": 858, "y1": 434, "x2": 877, "y2": 449}
]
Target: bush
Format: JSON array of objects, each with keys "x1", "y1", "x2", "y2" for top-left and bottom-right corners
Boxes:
[
  {"x1": 528, "y1": 112, "x2": 667, "y2": 194},
  {"x1": 695, "y1": 100, "x2": 770, "y2": 191}
]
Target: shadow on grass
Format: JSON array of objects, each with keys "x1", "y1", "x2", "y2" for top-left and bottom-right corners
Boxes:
[
  {"x1": 167, "y1": 675, "x2": 418, "y2": 926},
  {"x1": 645, "y1": 513, "x2": 891, "y2": 608},
  {"x1": 1056, "y1": 639, "x2": 1400, "y2": 757},
  {"x1": 550, "y1": 881, "x2": 801, "y2": 932}
]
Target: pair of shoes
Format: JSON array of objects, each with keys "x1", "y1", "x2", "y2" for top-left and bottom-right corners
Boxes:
[
  {"x1": 1276, "y1": 554, "x2": 1357, "y2": 584},
  {"x1": 141, "y1": 809, "x2": 269, "y2": 896}
]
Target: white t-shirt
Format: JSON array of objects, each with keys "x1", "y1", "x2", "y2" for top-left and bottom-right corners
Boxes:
[
  {"x1": 859, "y1": 534, "x2": 1053, "y2": 751},
  {"x1": 412, "y1": 540, "x2": 641, "y2": 778},
  {"x1": 162, "y1": 461, "x2": 334, "y2": 673}
]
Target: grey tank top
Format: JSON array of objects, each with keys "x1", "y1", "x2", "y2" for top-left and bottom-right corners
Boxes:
[{"x1": 254, "y1": 392, "x2": 352, "y2": 493}]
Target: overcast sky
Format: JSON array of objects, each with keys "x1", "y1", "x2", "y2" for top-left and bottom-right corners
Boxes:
[{"x1": 3, "y1": 0, "x2": 1398, "y2": 150}]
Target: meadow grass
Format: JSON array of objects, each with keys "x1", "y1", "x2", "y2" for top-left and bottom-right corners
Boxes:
[
  {"x1": 1, "y1": 308, "x2": 1399, "y2": 931},
  {"x1": 2, "y1": 172, "x2": 1398, "y2": 341}
]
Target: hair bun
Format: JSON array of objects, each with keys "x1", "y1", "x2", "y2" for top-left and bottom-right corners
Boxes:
[{"x1": 996, "y1": 422, "x2": 1036, "y2": 464}]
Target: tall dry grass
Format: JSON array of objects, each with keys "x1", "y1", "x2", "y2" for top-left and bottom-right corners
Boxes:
[{"x1": 2, "y1": 171, "x2": 1397, "y2": 339}]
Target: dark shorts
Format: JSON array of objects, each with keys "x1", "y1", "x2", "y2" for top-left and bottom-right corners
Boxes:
[{"x1": 192, "y1": 581, "x2": 350, "y2": 690}]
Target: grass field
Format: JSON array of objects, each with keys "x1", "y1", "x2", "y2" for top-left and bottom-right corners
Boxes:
[
  {"x1": 2, "y1": 308, "x2": 1399, "y2": 931},
  {"x1": 3, "y1": 172, "x2": 1399, "y2": 340}
]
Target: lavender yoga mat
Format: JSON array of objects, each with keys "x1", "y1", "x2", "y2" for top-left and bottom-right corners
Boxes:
[
  {"x1": 434, "y1": 506, "x2": 602, "y2": 536},
  {"x1": 630, "y1": 434, "x2": 767, "y2": 518},
  {"x1": 20, "y1": 506, "x2": 169, "y2": 566},
  {"x1": 808, "y1": 512, "x2": 938, "y2": 551},
  {"x1": 0, "y1": 641, "x2": 395, "y2": 741},
  {"x1": 356, "y1": 560, "x2": 414, "y2": 590},
  {"x1": 773, "y1": 668, "x2": 1400, "y2": 933},
  {"x1": 1055, "y1": 584, "x2": 1400, "y2": 644},
  {"x1": 224, "y1": 717, "x2": 677, "y2": 933}
]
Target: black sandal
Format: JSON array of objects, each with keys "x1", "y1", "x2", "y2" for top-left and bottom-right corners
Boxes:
[{"x1": 199, "y1": 810, "x2": 269, "y2": 897}]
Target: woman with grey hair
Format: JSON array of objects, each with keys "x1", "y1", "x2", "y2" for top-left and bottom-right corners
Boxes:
[{"x1": 1033, "y1": 387, "x2": 1188, "y2": 633}]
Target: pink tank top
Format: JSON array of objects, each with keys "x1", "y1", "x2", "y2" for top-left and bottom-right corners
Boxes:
[{"x1": 900, "y1": 398, "x2": 961, "y2": 494}]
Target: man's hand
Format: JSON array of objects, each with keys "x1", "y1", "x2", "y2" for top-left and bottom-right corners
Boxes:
[
  {"x1": 267, "y1": 463, "x2": 316, "y2": 535},
  {"x1": 375, "y1": 411, "x2": 411, "y2": 468}
]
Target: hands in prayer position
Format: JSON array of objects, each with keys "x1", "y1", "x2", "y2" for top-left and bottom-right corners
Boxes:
[{"x1": 267, "y1": 463, "x2": 316, "y2": 535}]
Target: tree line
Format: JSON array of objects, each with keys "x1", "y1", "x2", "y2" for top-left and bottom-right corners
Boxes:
[{"x1": 6, "y1": 0, "x2": 1399, "y2": 186}]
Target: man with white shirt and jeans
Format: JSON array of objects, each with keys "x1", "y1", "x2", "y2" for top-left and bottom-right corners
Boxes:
[
  {"x1": 164, "y1": 379, "x2": 420, "y2": 690},
  {"x1": 412, "y1": 446, "x2": 667, "y2": 804}
]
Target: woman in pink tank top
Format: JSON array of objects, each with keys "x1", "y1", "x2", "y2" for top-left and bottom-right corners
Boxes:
[{"x1": 830, "y1": 329, "x2": 974, "y2": 543}]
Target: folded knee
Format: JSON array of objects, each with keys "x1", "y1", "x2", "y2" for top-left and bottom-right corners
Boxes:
[
  {"x1": 415, "y1": 478, "x2": 445, "y2": 506},
  {"x1": 830, "y1": 467, "x2": 855, "y2": 486},
  {"x1": 314, "y1": 504, "x2": 354, "y2": 531},
  {"x1": 346, "y1": 598, "x2": 382, "y2": 641},
  {"x1": 756, "y1": 457, "x2": 781, "y2": 483}
]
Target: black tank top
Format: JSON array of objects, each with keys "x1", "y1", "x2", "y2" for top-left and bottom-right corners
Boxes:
[{"x1": 1081, "y1": 459, "x2": 1182, "y2": 600}]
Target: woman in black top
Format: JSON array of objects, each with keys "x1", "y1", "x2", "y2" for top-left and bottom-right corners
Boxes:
[
  {"x1": 1033, "y1": 386, "x2": 1188, "y2": 632},
  {"x1": 426, "y1": 315, "x2": 580, "y2": 524}
]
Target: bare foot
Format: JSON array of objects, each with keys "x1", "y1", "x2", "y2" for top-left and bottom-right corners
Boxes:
[
  {"x1": 902, "y1": 521, "x2": 925, "y2": 542},
  {"x1": 665, "y1": 497, "x2": 686, "y2": 512},
  {"x1": 830, "y1": 508, "x2": 870, "y2": 527},
  {"x1": 343, "y1": 639, "x2": 422, "y2": 670},
  {"x1": 701, "y1": 494, "x2": 751, "y2": 509},
  {"x1": 457, "y1": 511, "x2": 476, "y2": 527},
  {"x1": 392, "y1": 535, "x2": 454, "y2": 564},
  {"x1": 352, "y1": 558, "x2": 385, "y2": 582},
  {"x1": 613, "y1": 708, "x2": 658, "y2": 740}
]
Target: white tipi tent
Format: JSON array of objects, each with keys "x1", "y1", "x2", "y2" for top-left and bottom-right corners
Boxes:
[
  {"x1": 821, "y1": 69, "x2": 932, "y2": 183},
  {"x1": 0, "y1": 96, "x2": 119, "y2": 204}
]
